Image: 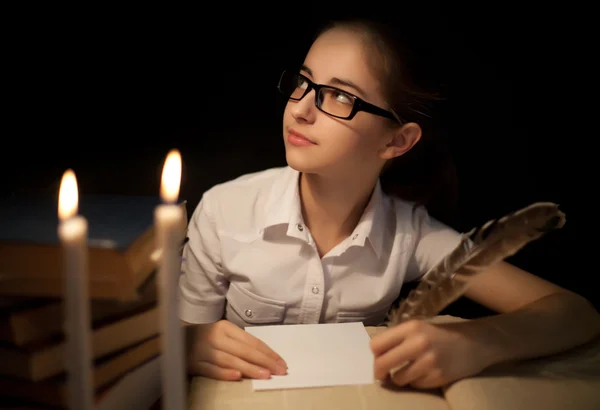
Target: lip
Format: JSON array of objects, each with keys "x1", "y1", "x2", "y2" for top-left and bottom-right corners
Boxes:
[{"x1": 288, "y1": 129, "x2": 316, "y2": 146}]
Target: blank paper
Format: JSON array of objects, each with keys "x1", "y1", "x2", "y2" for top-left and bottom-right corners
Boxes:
[{"x1": 245, "y1": 322, "x2": 375, "y2": 391}]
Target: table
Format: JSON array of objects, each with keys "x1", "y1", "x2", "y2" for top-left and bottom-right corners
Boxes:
[
  {"x1": 181, "y1": 317, "x2": 600, "y2": 410},
  {"x1": 186, "y1": 326, "x2": 449, "y2": 410}
]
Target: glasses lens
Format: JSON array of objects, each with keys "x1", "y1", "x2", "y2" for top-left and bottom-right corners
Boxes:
[
  {"x1": 319, "y1": 88, "x2": 355, "y2": 118},
  {"x1": 278, "y1": 70, "x2": 356, "y2": 118},
  {"x1": 279, "y1": 71, "x2": 309, "y2": 100}
]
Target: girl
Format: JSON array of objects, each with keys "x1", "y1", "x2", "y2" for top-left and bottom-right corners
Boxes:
[{"x1": 180, "y1": 18, "x2": 600, "y2": 388}]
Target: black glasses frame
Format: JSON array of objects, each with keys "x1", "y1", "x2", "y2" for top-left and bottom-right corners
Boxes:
[{"x1": 277, "y1": 70, "x2": 403, "y2": 124}]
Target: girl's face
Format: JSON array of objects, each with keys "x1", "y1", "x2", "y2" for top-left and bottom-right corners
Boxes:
[{"x1": 282, "y1": 27, "x2": 400, "y2": 180}]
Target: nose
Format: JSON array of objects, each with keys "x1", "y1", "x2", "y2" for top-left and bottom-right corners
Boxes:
[{"x1": 289, "y1": 89, "x2": 317, "y2": 123}]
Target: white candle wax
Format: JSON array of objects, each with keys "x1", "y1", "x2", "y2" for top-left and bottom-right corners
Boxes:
[
  {"x1": 57, "y1": 215, "x2": 94, "y2": 410},
  {"x1": 155, "y1": 204, "x2": 186, "y2": 410}
]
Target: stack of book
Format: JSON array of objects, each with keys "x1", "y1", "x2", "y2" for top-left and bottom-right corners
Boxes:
[{"x1": 0, "y1": 195, "x2": 187, "y2": 409}]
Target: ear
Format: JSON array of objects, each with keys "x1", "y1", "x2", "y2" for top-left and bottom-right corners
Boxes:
[{"x1": 378, "y1": 122, "x2": 422, "y2": 160}]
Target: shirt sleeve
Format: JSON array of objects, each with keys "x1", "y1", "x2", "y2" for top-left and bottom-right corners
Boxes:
[
  {"x1": 179, "y1": 192, "x2": 229, "y2": 324},
  {"x1": 404, "y1": 205, "x2": 465, "y2": 283}
]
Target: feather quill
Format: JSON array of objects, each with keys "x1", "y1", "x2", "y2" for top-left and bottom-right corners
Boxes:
[
  {"x1": 388, "y1": 202, "x2": 566, "y2": 327},
  {"x1": 384, "y1": 202, "x2": 566, "y2": 378}
]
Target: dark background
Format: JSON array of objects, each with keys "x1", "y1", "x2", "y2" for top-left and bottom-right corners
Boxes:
[{"x1": 2, "y1": 3, "x2": 588, "y2": 314}]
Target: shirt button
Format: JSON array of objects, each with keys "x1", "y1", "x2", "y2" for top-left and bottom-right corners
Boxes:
[
  {"x1": 297, "y1": 223, "x2": 304, "y2": 231},
  {"x1": 352, "y1": 234, "x2": 358, "y2": 240},
  {"x1": 245, "y1": 309, "x2": 253, "y2": 318},
  {"x1": 312, "y1": 286, "x2": 319, "y2": 294}
]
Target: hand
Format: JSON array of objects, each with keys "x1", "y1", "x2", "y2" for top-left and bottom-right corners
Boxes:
[
  {"x1": 185, "y1": 320, "x2": 288, "y2": 381},
  {"x1": 370, "y1": 319, "x2": 489, "y2": 389}
]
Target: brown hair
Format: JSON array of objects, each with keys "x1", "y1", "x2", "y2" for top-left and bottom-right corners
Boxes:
[{"x1": 316, "y1": 18, "x2": 458, "y2": 224}]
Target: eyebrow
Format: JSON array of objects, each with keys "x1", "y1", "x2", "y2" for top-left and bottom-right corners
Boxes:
[{"x1": 300, "y1": 64, "x2": 368, "y2": 99}]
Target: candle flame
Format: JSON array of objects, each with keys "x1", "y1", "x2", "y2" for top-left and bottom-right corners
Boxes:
[
  {"x1": 58, "y1": 169, "x2": 78, "y2": 221},
  {"x1": 160, "y1": 149, "x2": 182, "y2": 203}
]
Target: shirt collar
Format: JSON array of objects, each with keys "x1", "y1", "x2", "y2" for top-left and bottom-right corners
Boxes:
[
  {"x1": 263, "y1": 166, "x2": 386, "y2": 258},
  {"x1": 345, "y1": 179, "x2": 385, "y2": 258},
  {"x1": 263, "y1": 166, "x2": 303, "y2": 228}
]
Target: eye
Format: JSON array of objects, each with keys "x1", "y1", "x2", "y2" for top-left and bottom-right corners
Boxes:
[
  {"x1": 332, "y1": 91, "x2": 353, "y2": 104},
  {"x1": 297, "y1": 77, "x2": 308, "y2": 90}
]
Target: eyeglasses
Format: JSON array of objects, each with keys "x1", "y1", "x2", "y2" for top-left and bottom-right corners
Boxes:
[{"x1": 277, "y1": 70, "x2": 402, "y2": 123}]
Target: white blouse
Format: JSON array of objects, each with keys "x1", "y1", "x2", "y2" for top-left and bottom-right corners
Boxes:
[{"x1": 179, "y1": 166, "x2": 463, "y2": 328}]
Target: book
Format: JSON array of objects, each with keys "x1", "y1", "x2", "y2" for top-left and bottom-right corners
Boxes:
[
  {"x1": 0, "y1": 301, "x2": 159, "y2": 381},
  {"x1": 0, "y1": 353, "x2": 163, "y2": 410},
  {"x1": 0, "y1": 195, "x2": 187, "y2": 301},
  {"x1": 94, "y1": 354, "x2": 162, "y2": 410},
  {"x1": 0, "y1": 276, "x2": 156, "y2": 346},
  {"x1": 0, "y1": 335, "x2": 160, "y2": 408}
]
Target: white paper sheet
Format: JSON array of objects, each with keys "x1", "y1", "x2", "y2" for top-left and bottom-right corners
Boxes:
[{"x1": 245, "y1": 322, "x2": 375, "y2": 391}]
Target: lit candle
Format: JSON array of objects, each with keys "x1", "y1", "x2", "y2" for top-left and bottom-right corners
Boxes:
[
  {"x1": 57, "y1": 169, "x2": 94, "y2": 410},
  {"x1": 156, "y1": 149, "x2": 186, "y2": 410}
]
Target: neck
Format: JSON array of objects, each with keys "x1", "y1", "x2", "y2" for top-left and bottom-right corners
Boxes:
[{"x1": 299, "y1": 170, "x2": 378, "y2": 241}]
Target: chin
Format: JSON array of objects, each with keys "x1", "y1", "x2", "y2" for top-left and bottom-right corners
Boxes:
[{"x1": 285, "y1": 149, "x2": 323, "y2": 174}]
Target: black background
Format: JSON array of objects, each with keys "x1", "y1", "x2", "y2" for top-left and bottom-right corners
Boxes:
[{"x1": 2, "y1": 3, "x2": 589, "y2": 314}]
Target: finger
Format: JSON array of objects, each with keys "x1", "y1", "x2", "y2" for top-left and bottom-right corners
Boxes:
[
  {"x1": 206, "y1": 348, "x2": 274, "y2": 380},
  {"x1": 215, "y1": 334, "x2": 287, "y2": 376},
  {"x1": 373, "y1": 335, "x2": 429, "y2": 380},
  {"x1": 408, "y1": 369, "x2": 444, "y2": 390},
  {"x1": 391, "y1": 352, "x2": 435, "y2": 387},
  {"x1": 188, "y1": 360, "x2": 242, "y2": 381},
  {"x1": 224, "y1": 324, "x2": 287, "y2": 365},
  {"x1": 370, "y1": 322, "x2": 417, "y2": 355}
]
